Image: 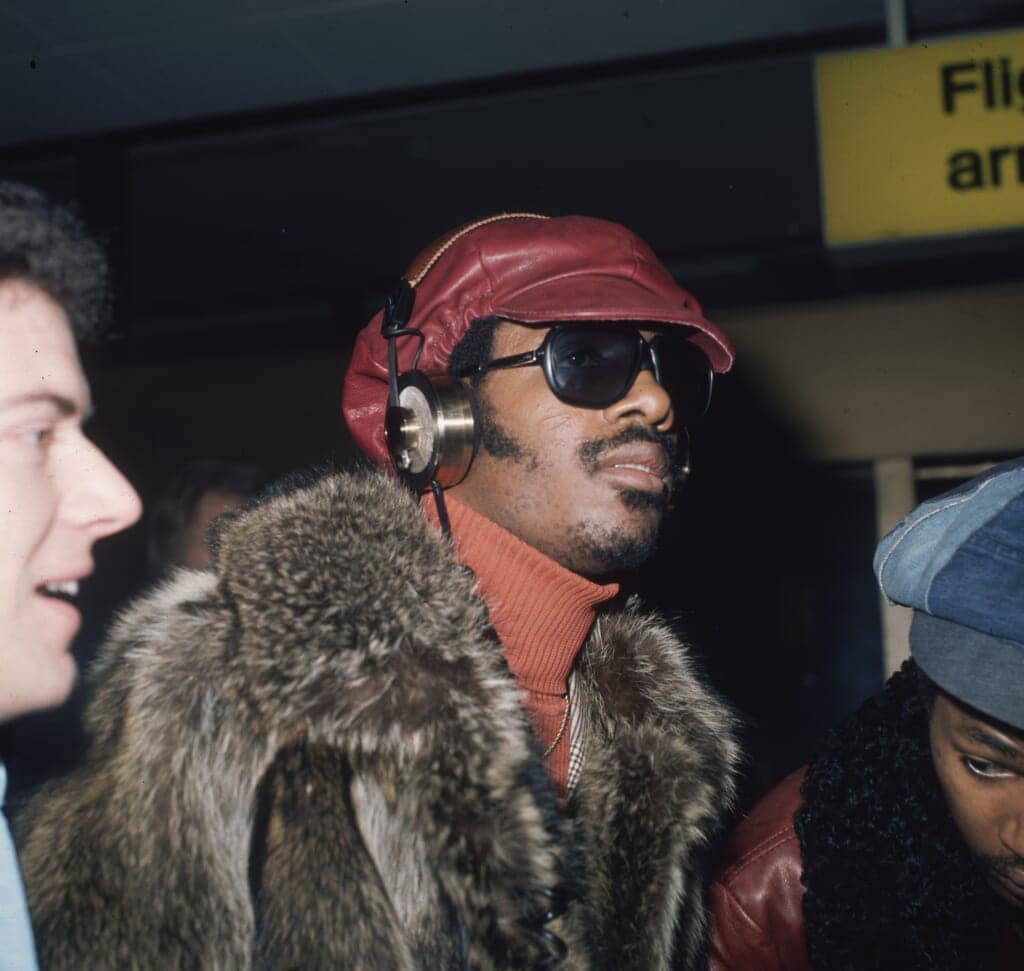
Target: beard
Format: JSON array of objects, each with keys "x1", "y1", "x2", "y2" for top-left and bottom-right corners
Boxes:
[
  {"x1": 567, "y1": 520, "x2": 660, "y2": 576},
  {"x1": 983, "y1": 855, "x2": 1024, "y2": 912},
  {"x1": 475, "y1": 407, "x2": 682, "y2": 576},
  {"x1": 570, "y1": 426, "x2": 682, "y2": 576},
  {"x1": 478, "y1": 396, "x2": 539, "y2": 467}
]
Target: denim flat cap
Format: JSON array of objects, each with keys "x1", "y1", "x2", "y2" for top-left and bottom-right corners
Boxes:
[{"x1": 874, "y1": 457, "x2": 1024, "y2": 731}]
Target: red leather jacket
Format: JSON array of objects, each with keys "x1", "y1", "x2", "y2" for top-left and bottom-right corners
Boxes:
[
  {"x1": 708, "y1": 769, "x2": 1024, "y2": 970},
  {"x1": 707, "y1": 768, "x2": 809, "y2": 971}
]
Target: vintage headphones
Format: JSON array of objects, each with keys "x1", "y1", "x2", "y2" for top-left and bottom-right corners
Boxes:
[
  {"x1": 381, "y1": 213, "x2": 548, "y2": 503},
  {"x1": 381, "y1": 277, "x2": 479, "y2": 494}
]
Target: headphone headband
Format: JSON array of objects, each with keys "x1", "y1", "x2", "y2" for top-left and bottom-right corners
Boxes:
[{"x1": 380, "y1": 216, "x2": 549, "y2": 492}]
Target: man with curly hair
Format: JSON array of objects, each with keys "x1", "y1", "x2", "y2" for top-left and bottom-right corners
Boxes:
[
  {"x1": 19, "y1": 213, "x2": 739, "y2": 969},
  {"x1": 0, "y1": 182, "x2": 141, "y2": 964},
  {"x1": 709, "y1": 458, "x2": 1024, "y2": 970}
]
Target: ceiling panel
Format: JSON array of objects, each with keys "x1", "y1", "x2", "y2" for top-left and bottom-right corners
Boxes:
[
  {"x1": 909, "y1": 0, "x2": 1024, "y2": 35},
  {"x1": 0, "y1": 0, "x2": 881, "y2": 148},
  {"x1": 0, "y1": 1, "x2": 252, "y2": 48},
  {"x1": 95, "y1": 24, "x2": 334, "y2": 119},
  {"x1": 0, "y1": 6, "x2": 43, "y2": 57},
  {"x1": 0, "y1": 49, "x2": 152, "y2": 144},
  {"x1": 123, "y1": 56, "x2": 818, "y2": 311}
]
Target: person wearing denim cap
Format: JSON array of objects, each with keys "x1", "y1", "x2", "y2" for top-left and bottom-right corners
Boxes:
[
  {"x1": 19, "y1": 213, "x2": 739, "y2": 969},
  {"x1": 708, "y1": 458, "x2": 1024, "y2": 970}
]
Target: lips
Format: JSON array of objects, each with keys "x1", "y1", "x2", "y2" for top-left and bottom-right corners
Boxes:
[
  {"x1": 994, "y1": 869, "x2": 1024, "y2": 895},
  {"x1": 990, "y1": 867, "x2": 1024, "y2": 905},
  {"x1": 595, "y1": 441, "x2": 670, "y2": 492},
  {"x1": 35, "y1": 564, "x2": 92, "y2": 604}
]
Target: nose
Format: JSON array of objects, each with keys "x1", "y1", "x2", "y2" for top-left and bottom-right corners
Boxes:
[
  {"x1": 601, "y1": 367, "x2": 674, "y2": 432},
  {"x1": 62, "y1": 436, "x2": 143, "y2": 540},
  {"x1": 999, "y1": 800, "x2": 1024, "y2": 860}
]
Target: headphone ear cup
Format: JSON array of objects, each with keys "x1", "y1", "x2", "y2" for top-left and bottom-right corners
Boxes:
[{"x1": 385, "y1": 371, "x2": 478, "y2": 491}]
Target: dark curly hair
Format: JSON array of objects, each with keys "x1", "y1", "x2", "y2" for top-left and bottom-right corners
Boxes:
[
  {"x1": 0, "y1": 181, "x2": 110, "y2": 340},
  {"x1": 447, "y1": 315, "x2": 529, "y2": 460},
  {"x1": 447, "y1": 315, "x2": 502, "y2": 387},
  {"x1": 795, "y1": 661, "x2": 1011, "y2": 969}
]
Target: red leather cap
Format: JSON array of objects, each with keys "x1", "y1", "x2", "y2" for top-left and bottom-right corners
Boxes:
[{"x1": 343, "y1": 213, "x2": 734, "y2": 468}]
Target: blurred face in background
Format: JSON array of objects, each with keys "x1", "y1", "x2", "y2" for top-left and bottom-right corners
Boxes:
[
  {"x1": 179, "y1": 489, "x2": 246, "y2": 569},
  {"x1": 0, "y1": 281, "x2": 141, "y2": 722}
]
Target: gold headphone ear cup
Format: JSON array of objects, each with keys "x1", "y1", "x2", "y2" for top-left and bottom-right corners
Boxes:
[{"x1": 385, "y1": 372, "x2": 477, "y2": 492}]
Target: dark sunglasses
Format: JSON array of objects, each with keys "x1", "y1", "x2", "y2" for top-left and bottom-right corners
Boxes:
[{"x1": 456, "y1": 325, "x2": 713, "y2": 424}]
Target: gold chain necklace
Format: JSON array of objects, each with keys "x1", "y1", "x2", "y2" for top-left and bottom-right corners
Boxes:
[{"x1": 542, "y1": 692, "x2": 570, "y2": 759}]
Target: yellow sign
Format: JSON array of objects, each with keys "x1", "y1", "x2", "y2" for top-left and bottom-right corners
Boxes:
[{"x1": 816, "y1": 30, "x2": 1024, "y2": 245}]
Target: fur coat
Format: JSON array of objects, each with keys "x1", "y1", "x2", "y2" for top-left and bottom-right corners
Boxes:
[{"x1": 18, "y1": 470, "x2": 738, "y2": 970}]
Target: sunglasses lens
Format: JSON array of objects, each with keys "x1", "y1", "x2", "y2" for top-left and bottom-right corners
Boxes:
[
  {"x1": 547, "y1": 328, "x2": 638, "y2": 406},
  {"x1": 651, "y1": 335, "x2": 713, "y2": 425}
]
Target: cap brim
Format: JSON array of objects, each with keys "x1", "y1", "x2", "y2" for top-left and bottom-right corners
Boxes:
[
  {"x1": 492, "y1": 274, "x2": 734, "y2": 374},
  {"x1": 911, "y1": 611, "x2": 1024, "y2": 732}
]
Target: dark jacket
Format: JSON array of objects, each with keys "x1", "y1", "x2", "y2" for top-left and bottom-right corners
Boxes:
[
  {"x1": 18, "y1": 470, "x2": 739, "y2": 970},
  {"x1": 707, "y1": 770, "x2": 808, "y2": 971},
  {"x1": 709, "y1": 663, "x2": 1024, "y2": 971},
  {"x1": 709, "y1": 764, "x2": 1024, "y2": 971}
]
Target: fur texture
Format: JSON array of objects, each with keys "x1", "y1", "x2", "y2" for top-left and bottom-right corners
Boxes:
[{"x1": 18, "y1": 469, "x2": 738, "y2": 969}]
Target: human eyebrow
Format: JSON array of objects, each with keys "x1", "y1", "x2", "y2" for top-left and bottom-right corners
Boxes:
[
  {"x1": 959, "y1": 726, "x2": 1024, "y2": 764},
  {"x1": 0, "y1": 392, "x2": 89, "y2": 419}
]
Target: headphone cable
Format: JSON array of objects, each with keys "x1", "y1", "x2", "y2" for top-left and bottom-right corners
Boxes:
[{"x1": 430, "y1": 480, "x2": 452, "y2": 536}]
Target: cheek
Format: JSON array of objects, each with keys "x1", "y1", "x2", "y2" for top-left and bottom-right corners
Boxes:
[
  {"x1": 542, "y1": 419, "x2": 584, "y2": 465},
  {"x1": 0, "y1": 468, "x2": 59, "y2": 564},
  {"x1": 534, "y1": 420, "x2": 600, "y2": 500},
  {"x1": 933, "y1": 755, "x2": 999, "y2": 856},
  {"x1": 528, "y1": 397, "x2": 603, "y2": 460}
]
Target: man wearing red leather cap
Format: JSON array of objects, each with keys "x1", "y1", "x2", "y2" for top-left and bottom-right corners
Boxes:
[{"x1": 20, "y1": 213, "x2": 738, "y2": 970}]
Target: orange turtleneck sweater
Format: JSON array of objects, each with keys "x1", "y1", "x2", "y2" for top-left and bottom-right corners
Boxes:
[{"x1": 422, "y1": 494, "x2": 619, "y2": 793}]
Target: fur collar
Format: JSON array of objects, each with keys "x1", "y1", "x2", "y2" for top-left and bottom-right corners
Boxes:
[{"x1": 24, "y1": 469, "x2": 737, "y2": 970}]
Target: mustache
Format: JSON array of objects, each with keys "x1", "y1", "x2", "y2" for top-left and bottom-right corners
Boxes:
[{"x1": 578, "y1": 425, "x2": 681, "y2": 475}]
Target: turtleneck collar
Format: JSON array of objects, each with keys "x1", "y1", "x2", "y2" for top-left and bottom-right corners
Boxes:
[
  {"x1": 421, "y1": 491, "x2": 619, "y2": 793},
  {"x1": 422, "y1": 492, "x2": 620, "y2": 693}
]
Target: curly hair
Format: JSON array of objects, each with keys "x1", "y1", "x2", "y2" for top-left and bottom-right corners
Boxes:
[
  {"x1": 795, "y1": 661, "x2": 1009, "y2": 969},
  {"x1": 446, "y1": 315, "x2": 502, "y2": 387},
  {"x1": 0, "y1": 181, "x2": 110, "y2": 340}
]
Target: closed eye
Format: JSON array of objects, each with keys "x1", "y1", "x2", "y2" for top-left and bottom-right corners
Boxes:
[{"x1": 963, "y1": 755, "x2": 1016, "y2": 780}]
